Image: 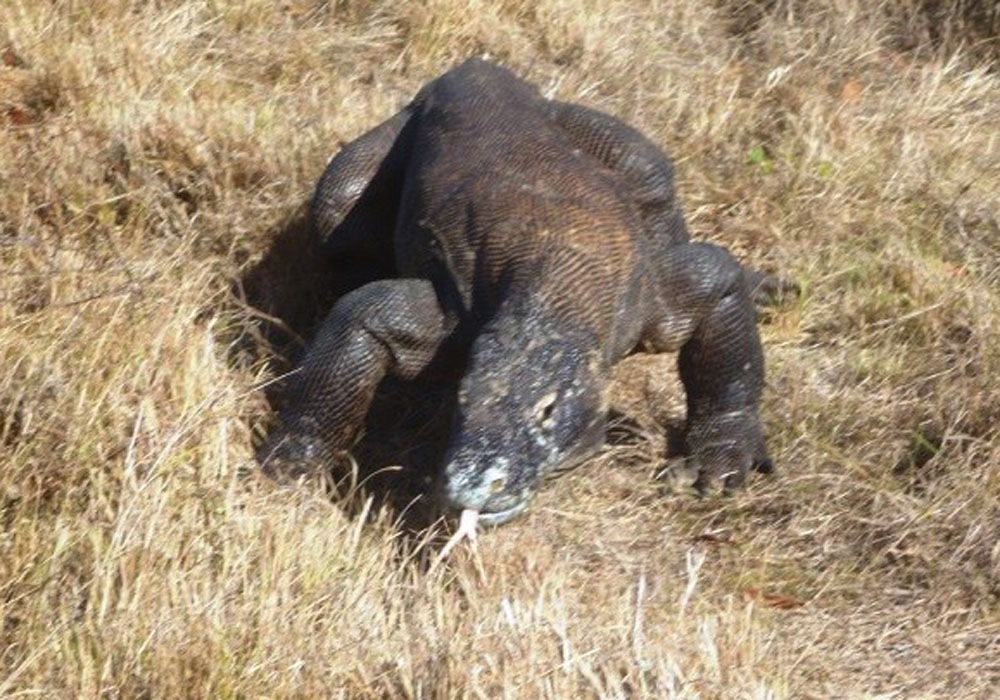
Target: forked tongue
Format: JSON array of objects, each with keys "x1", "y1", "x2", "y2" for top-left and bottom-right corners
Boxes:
[{"x1": 436, "y1": 508, "x2": 480, "y2": 561}]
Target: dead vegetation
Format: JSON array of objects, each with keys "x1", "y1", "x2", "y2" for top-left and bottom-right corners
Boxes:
[{"x1": 2, "y1": 0, "x2": 999, "y2": 696}]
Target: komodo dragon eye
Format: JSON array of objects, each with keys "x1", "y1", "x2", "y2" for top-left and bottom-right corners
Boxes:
[{"x1": 533, "y1": 392, "x2": 558, "y2": 430}]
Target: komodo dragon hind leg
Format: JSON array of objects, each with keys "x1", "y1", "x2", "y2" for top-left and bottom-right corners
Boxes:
[
  {"x1": 259, "y1": 279, "x2": 454, "y2": 480},
  {"x1": 547, "y1": 101, "x2": 798, "y2": 309},
  {"x1": 645, "y1": 242, "x2": 771, "y2": 493},
  {"x1": 310, "y1": 106, "x2": 414, "y2": 273},
  {"x1": 546, "y1": 100, "x2": 689, "y2": 246}
]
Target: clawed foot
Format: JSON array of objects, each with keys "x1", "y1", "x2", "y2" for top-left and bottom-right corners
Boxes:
[
  {"x1": 743, "y1": 267, "x2": 800, "y2": 307},
  {"x1": 256, "y1": 428, "x2": 356, "y2": 488},
  {"x1": 677, "y1": 409, "x2": 773, "y2": 495}
]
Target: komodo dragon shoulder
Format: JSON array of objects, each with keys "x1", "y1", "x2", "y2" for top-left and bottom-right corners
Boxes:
[{"x1": 259, "y1": 57, "x2": 776, "y2": 526}]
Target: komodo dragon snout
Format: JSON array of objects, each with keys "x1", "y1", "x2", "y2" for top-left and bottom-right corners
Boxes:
[{"x1": 440, "y1": 313, "x2": 607, "y2": 524}]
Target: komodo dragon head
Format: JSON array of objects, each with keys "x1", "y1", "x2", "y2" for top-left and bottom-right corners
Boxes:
[{"x1": 439, "y1": 308, "x2": 609, "y2": 525}]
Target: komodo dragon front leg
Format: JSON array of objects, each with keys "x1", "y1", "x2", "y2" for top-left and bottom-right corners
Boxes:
[
  {"x1": 645, "y1": 241, "x2": 772, "y2": 491},
  {"x1": 259, "y1": 279, "x2": 455, "y2": 478},
  {"x1": 257, "y1": 107, "x2": 434, "y2": 477}
]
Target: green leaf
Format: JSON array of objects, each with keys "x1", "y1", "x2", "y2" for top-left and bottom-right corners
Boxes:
[
  {"x1": 747, "y1": 145, "x2": 774, "y2": 174},
  {"x1": 748, "y1": 145, "x2": 767, "y2": 165}
]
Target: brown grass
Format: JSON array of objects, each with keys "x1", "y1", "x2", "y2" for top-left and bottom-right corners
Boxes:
[{"x1": 2, "y1": 0, "x2": 1000, "y2": 696}]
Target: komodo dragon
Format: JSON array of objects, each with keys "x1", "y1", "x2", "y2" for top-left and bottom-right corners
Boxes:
[{"x1": 259, "y1": 58, "x2": 775, "y2": 527}]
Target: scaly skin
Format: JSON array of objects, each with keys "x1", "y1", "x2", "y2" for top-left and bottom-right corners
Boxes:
[{"x1": 259, "y1": 58, "x2": 773, "y2": 523}]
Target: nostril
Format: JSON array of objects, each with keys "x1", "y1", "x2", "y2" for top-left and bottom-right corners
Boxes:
[{"x1": 489, "y1": 476, "x2": 506, "y2": 494}]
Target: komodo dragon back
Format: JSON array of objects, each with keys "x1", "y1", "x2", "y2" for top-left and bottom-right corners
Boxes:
[{"x1": 260, "y1": 58, "x2": 774, "y2": 527}]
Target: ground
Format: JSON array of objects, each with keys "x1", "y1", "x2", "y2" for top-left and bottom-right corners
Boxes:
[{"x1": 1, "y1": 0, "x2": 999, "y2": 696}]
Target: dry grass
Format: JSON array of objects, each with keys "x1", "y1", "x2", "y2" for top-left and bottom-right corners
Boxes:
[{"x1": 2, "y1": 0, "x2": 1000, "y2": 696}]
